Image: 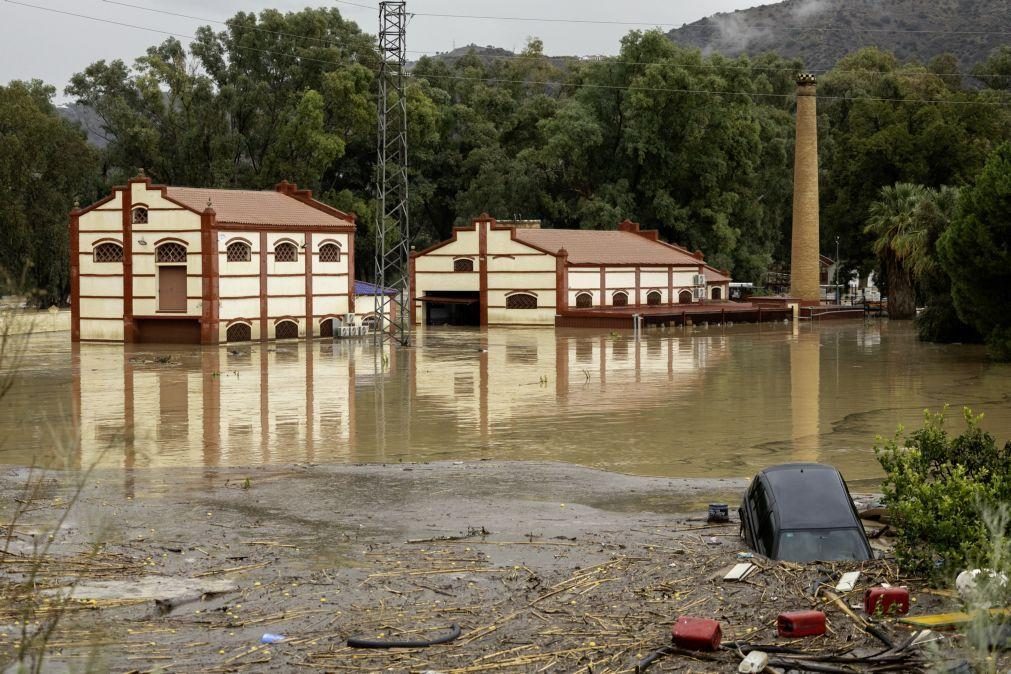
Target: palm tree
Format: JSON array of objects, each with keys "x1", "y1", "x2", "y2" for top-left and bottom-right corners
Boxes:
[{"x1": 864, "y1": 183, "x2": 933, "y2": 319}]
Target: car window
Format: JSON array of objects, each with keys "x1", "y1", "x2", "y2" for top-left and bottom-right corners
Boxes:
[{"x1": 775, "y1": 529, "x2": 870, "y2": 562}]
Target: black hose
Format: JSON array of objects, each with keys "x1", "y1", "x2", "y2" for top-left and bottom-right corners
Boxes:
[
  {"x1": 635, "y1": 646, "x2": 674, "y2": 673},
  {"x1": 347, "y1": 623, "x2": 461, "y2": 649},
  {"x1": 767, "y1": 658, "x2": 855, "y2": 674},
  {"x1": 728, "y1": 642, "x2": 808, "y2": 655}
]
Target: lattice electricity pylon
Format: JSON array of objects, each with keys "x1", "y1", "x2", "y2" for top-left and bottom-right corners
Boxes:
[{"x1": 374, "y1": 0, "x2": 411, "y2": 347}]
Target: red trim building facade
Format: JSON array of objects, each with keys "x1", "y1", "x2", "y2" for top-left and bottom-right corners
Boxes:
[
  {"x1": 410, "y1": 215, "x2": 732, "y2": 327},
  {"x1": 70, "y1": 174, "x2": 359, "y2": 344}
]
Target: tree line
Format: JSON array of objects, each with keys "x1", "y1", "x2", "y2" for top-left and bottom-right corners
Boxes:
[{"x1": 1, "y1": 7, "x2": 1009, "y2": 355}]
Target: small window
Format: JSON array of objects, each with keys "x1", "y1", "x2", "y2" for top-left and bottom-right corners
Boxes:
[
  {"x1": 275, "y1": 320, "x2": 298, "y2": 339},
  {"x1": 93, "y1": 242, "x2": 123, "y2": 263},
  {"x1": 575, "y1": 292, "x2": 593, "y2": 308},
  {"x1": 319, "y1": 243, "x2": 341, "y2": 263},
  {"x1": 156, "y1": 242, "x2": 187, "y2": 263},
  {"x1": 612, "y1": 291, "x2": 628, "y2": 307},
  {"x1": 275, "y1": 242, "x2": 298, "y2": 262},
  {"x1": 647, "y1": 290, "x2": 662, "y2": 306},
  {"x1": 712, "y1": 286, "x2": 722, "y2": 300},
  {"x1": 132, "y1": 207, "x2": 148, "y2": 224},
  {"x1": 362, "y1": 315, "x2": 379, "y2": 331},
  {"x1": 226, "y1": 241, "x2": 251, "y2": 262},
  {"x1": 319, "y1": 318, "x2": 335, "y2": 338},
  {"x1": 454, "y1": 258, "x2": 474, "y2": 272},
  {"x1": 506, "y1": 293, "x2": 537, "y2": 309},
  {"x1": 226, "y1": 323, "x2": 251, "y2": 342},
  {"x1": 679, "y1": 289, "x2": 693, "y2": 304}
]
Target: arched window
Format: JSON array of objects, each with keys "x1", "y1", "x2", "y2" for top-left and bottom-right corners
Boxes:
[
  {"x1": 226, "y1": 241, "x2": 251, "y2": 262},
  {"x1": 711, "y1": 286, "x2": 722, "y2": 300},
  {"x1": 361, "y1": 315, "x2": 378, "y2": 330},
  {"x1": 156, "y1": 242, "x2": 187, "y2": 263},
  {"x1": 647, "y1": 290, "x2": 662, "y2": 306},
  {"x1": 226, "y1": 323, "x2": 251, "y2": 342},
  {"x1": 275, "y1": 320, "x2": 299, "y2": 339},
  {"x1": 506, "y1": 293, "x2": 538, "y2": 309},
  {"x1": 319, "y1": 318, "x2": 335, "y2": 338},
  {"x1": 454, "y1": 258, "x2": 474, "y2": 272},
  {"x1": 274, "y1": 242, "x2": 298, "y2": 262},
  {"x1": 612, "y1": 291, "x2": 628, "y2": 307},
  {"x1": 93, "y1": 242, "x2": 123, "y2": 263},
  {"x1": 131, "y1": 207, "x2": 148, "y2": 224},
  {"x1": 679, "y1": 289, "x2": 693, "y2": 304},
  {"x1": 575, "y1": 292, "x2": 593, "y2": 308},
  {"x1": 319, "y1": 243, "x2": 341, "y2": 263}
]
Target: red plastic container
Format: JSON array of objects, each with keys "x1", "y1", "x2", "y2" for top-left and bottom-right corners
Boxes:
[
  {"x1": 672, "y1": 616, "x2": 722, "y2": 651},
  {"x1": 778, "y1": 610, "x2": 826, "y2": 637},
  {"x1": 864, "y1": 587, "x2": 910, "y2": 616}
]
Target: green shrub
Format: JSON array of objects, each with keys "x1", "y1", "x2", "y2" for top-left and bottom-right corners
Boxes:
[{"x1": 875, "y1": 407, "x2": 1011, "y2": 581}]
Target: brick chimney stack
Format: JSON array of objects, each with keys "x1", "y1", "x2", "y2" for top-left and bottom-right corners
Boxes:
[{"x1": 790, "y1": 73, "x2": 821, "y2": 304}]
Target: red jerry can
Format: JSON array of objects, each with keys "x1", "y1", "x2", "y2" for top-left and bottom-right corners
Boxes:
[
  {"x1": 864, "y1": 587, "x2": 910, "y2": 616},
  {"x1": 672, "y1": 616, "x2": 722, "y2": 651},
  {"x1": 778, "y1": 610, "x2": 826, "y2": 637}
]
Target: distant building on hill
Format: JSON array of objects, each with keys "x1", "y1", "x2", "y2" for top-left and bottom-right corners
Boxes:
[
  {"x1": 69, "y1": 172, "x2": 378, "y2": 344},
  {"x1": 410, "y1": 215, "x2": 731, "y2": 327}
]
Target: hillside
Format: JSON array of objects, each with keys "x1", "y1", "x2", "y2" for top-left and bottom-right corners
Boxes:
[
  {"x1": 666, "y1": 0, "x2": 1009, "y2": 69},
  {"x1": 410, "y1": 44, "x2": 577, "y2": 71},
  {"x1": 57, "y1": 103, "x2": 109, "y2": 148}
]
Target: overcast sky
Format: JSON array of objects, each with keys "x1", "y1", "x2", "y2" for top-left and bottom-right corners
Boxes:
[{"x1": 0, "y1": 0, "x2": 766, "y2": 100}]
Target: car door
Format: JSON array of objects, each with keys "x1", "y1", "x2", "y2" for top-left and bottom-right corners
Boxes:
[
  {"x1": 740, "y1": 482, "x2": 758, "y2": 548},
  {"x1": 752, "y1": 478, "x2": 776, "y2": 556}
]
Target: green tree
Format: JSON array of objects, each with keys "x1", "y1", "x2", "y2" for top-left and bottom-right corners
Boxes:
[
  {"x1": 973, "y1": 45, "x2": 1011, "y2": 91},
  {"x1": 0, "y1": 81, "x2": 100, "y2": 304},
  {"x1": 864, "y1": 183, "x2": 932, "y2": 318},
  {"x1": 820, "y1": 48, "x2": 1010, "y2": 279},
  {"x1": 876, "y1": 407, "x2": 1011, "y2": 581},
  {"x1": 939, "y1": 143, "x2": 1011, "y2": 360},
  {"x1": 67, "y1": 8, "x2": 375, "y2": 191},
  {"x1": 911, "y1": 186, "x2": 979, "y2": 343}
]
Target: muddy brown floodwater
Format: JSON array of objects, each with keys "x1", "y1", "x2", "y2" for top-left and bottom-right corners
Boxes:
[{"x1": 1, "y1": 320, "x2": 1010, "y2": 481}]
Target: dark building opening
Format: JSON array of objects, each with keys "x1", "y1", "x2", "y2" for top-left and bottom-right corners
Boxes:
[{"x1": 421, "y1": 291, "x2": 480, "y2": 326}]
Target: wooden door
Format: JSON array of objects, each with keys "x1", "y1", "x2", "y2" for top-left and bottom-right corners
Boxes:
[{"x1": 158, "y1": 266, "x2": 187, "y2": 312}]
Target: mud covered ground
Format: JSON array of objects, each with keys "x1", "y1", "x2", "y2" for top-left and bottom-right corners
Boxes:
[{"x1": 0, "y1": 461, "x2": 988, "y2": 673}]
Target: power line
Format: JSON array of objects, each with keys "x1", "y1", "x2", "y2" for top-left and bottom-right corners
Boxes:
[
  {"x1": 3, "y1": 0, "x2": 367, "y2": 66},
  {"x1": 103, "y1": 0, "x2": 1011, "y2": 37},
  {"x1": 5, "y1": 0, "x2": 188, "y2": 40},
  {"x1": 409, "y1": 49, "x2": 1005, "y2": 82},
  {"x1": 100, "y1": 0, "x2": 368, "y2": 51},
  {"x1": 331, "y1": 1, "x2": 1011, "y2": 36},
  {"x1": 405, "y1": 71, "x2": 1009, "y2": 106},
  {"x1": 4, "y1": 0, "x2": 1008, "y2": 107},
  {"x1": 90, "y1": 0, "x2": 1008, "y2": 82},
  {"x1": 332, "y1": 0, "x2": 377, "y2": 10}
]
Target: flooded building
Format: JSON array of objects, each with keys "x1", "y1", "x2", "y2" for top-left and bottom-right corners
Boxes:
[
  {"x1": 410, "y1": 216, "x2": 731, "y2": 326},
  {"x1": 70, "y1": 173, "x2": 365, "y2": 344}
]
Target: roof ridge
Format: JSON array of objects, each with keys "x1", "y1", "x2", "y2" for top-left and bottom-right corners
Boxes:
[{"x1": 167, "y1": 186, "x2": 284, "y2": 194}]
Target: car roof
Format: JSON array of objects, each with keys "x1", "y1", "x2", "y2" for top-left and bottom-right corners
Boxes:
[{"x1": 759, "y1": 463, "x2": 860, "y2": 530}]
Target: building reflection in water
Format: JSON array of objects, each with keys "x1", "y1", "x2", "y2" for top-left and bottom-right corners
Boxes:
[
  {"x1": 28, "y1": 321, "x2": 1003, "y2": 483},
  {"x1": 66, "y1": 321, "x2": 873, "y2": 484},
  {"x1": 73, "y1": 328, "x2": 727, "y2": 471},
  {"x1": 75, "y1": 340, "x2": 382, "y2": 474}
]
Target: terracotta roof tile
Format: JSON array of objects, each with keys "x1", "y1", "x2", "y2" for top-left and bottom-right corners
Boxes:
[
  {"x1": 165, "y1": 187, "x2": 353, "y2": 228},
  {"x1": 512, "y1": 229, "x2": 730, "y2": 281}
]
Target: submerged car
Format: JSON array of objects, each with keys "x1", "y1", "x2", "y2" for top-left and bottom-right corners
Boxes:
[{"x1": 739, "y1": 463, "x2": 874, "y2": 562}]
